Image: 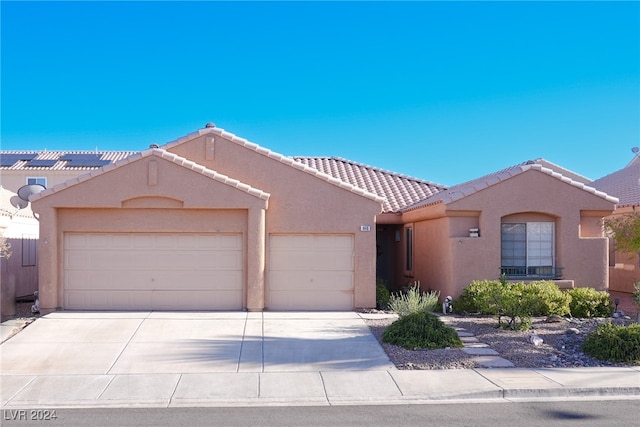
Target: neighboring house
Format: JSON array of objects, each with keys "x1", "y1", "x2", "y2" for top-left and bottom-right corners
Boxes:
[
  {"x1": 30, "y1": 125, "x2": 384, "y2": 313},
  {"x1": 2, "y1": 126, "x2": 620, "y2": 312},
  {"x1": 0, "y1": 186, "x2": 40, "y2": 320},
  {"x1": 0, "y1": 151, "x2": 135, "y2": 194},
  {"x1": 591, "y1": 155, "x2": 640, "y2": 295}
]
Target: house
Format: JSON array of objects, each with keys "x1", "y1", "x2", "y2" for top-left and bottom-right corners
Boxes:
[
  {"x1": 591, "y1": 155, "x2": 640, "y2": 295},
  {"x1": 29, "y1": 125, "x2": 384, "y2": 313},
  {"x1": 2, "y1": 125, "x2": 620, "y2": 313}
]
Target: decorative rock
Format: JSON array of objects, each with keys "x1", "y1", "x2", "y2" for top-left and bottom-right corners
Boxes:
[
  {"x1": 527, "y1": 333, "x2": 543, "y2": 346},
  {"x1": 545, "y1": 315, "x2": 564, "y2": 323},
  {"x1": 566, "y1": 328, "x2": 580, "y2": 335}
]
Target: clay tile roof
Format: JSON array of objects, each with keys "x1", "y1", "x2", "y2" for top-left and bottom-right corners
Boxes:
[
  {"x1": 162, "y1": 127, "x2": 386, "y2": 206},
  {"x1": 293, "y1": 156, "x2": 447, "y2": 213},
  {"x1": 591, "y1": 158, "x2": 640, "y2": 207},
  {"x1": 404, "y1": 159, "x2": 617, "y2": 212}
]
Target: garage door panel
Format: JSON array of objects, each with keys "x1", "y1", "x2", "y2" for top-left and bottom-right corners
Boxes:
[
  {"x1": 270, "y1": 250, "x2": 353, "y2": 271},
  {"x1": 152, "y1": 291, "x2": 241, "y2": 310},
  {"x1": 270, "y1": 271, "x2": 354, "y2": 291},
  {"x1": 66, "y1": 290, "x2": 153, "y2": 310},
  {"x1": 66, "y1": 289, "x2": 243, "y2": 310},
  {"x1": 66, "y1": 269, "x2": 243, "y2": 292},
  {"x1": 269, "y1": 290, "x2": 353, "y2": 311},
  {"x1": 64, "y1": 233, "x2": 243, "y2": 310}
]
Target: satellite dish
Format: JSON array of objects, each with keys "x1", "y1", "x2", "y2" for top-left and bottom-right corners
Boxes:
[
  {"x1": 17, "y1": 184, "x2": 45, "y2": 202},
  {"x1": 633, "y1": 147, "x2": 639, "y2": 154},
  {"x1": 10, "y1": 196, "x2": 28, "y2": 210}
]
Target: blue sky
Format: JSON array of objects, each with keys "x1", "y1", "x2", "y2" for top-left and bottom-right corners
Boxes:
[{"x1": 2, "y1": 1, "x2": 638, "y2": 186}]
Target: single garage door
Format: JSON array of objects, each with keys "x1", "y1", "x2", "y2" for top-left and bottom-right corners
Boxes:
[
  {"x1": 269, "y1": 234, "x2": 354, "y2": 310},
  {"x1": 64, "y1": 233, "x2": 243, "y2": 310}
]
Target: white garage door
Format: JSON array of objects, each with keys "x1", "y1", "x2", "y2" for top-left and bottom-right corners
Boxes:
[
  {"x1": 269, "y1": 234, "x2": 354, "y2": 310},
  {"x1": 64, "y1": 233, "x2": 243, "y2": 310}
]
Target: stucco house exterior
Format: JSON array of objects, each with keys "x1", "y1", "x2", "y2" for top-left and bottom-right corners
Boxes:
[
  {"x1": 395, "y1": 161, "x2": 617, "y2": 298},
  {"x1": 591, "y1": 155, "x2": 640, "y2": 295},
  {"x1": 29, "y1": 125, "x2": 384, "y2": 313},
  {"x1": 296, "y1": 157, "x2": 618, "y2": 298},
  {"x1": 2, "y1": 125, "x2": 619, "y2": 313}
]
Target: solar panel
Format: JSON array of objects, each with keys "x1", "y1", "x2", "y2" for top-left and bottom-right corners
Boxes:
[
  {"x1": 0, "y1": 153, "x2": 38, "y2": 167},
  {"x1": 61, "y1": 153, "x2": 111, "y2": 167},
  {"x1": 25, "y1": 159, "x2": 58, "y2": 168},
  {"x1": 60, "y1": 153, "x2": 101, "y2": 160},
  {"x1": 65, "y1": 159, "x2": 111, "y2": 167}
]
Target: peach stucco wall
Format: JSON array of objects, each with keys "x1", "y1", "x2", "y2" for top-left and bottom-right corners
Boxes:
[
  {"x1": 165, "y1": 132, "x2": 381, "y2": 309},
  {"x1": 403, "y1": 170, "x2": 615, "y2": 298},
  {"x1": 32, "y1": 130, "x2": 382, "y2": 312}
]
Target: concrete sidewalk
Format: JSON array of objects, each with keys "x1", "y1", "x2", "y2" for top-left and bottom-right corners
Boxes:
[
  {"x1": 1, "y1": 311, "x2": 639, "y2": 408},
  {"x1": 2, "y1": 367, "x2": 639, "y2": 408}
]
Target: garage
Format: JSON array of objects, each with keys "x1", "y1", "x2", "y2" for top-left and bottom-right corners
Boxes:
[
  {"x1": 268, "y1": 234, "x2": 354, "y2": 310},
  {"x1": 64, "y1": 232, "x2": 243, "y2": 310}
]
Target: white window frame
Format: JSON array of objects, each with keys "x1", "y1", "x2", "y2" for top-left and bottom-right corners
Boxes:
[
  {"x1": 26, "y1": 177, "x2": 47, "y2": 188},
  {"x1": 501, "y1": 221, "x2": 555, "y2": 276}
]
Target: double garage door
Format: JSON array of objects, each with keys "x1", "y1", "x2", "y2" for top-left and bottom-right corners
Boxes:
[{"x1": 64, "y1": 233, "x2": 243, "y2": 310}]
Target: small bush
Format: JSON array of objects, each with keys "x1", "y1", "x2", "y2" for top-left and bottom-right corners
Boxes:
[
  {"x1": 496, "y1": 282, "x2": 540, "y2": 330},
  {"x1": 567, "y1": 288, "x2": 612, "y2": 318},
  {"x1": 376, "y1": 279, "x2": 390, "y2": 310},
  {"x1": 452, "y1": 280, "x2": 571, "y2": 330},
  {"x1": 452, "y1": 280, "x2": 500, "y2": 314},
  {"x1": 526, "y1": 281, "x2": 571, "y2": 317},
  {"x1": 388, "y1": 282, "x2": 440, "y2": 316},
  {"x1": 382, "y1": 311, "x2": 463, "y2": 350},
  {"x1": 582, "y1": 323, "x2": 640, "y2": 364}
]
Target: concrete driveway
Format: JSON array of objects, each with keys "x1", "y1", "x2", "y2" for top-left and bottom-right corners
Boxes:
[{"x1": 0, "y1": 311, "x2": 395, "y2": 375}]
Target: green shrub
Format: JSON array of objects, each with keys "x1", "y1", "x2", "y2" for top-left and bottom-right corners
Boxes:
[
  {"x1": 388, "y1": 282, "x2": 440, "y2": 316},
  {"x1": 495, "y1": 282, "x2": 539, "y2": 330},
  {"x1": 453, "y1": 280, "x2": 570, "y2": 330},
  {"x1": 526, "y1": 281, "x2": 571, "y2": 317},
  {"x1": 452, "y1": 280, "x2": 501, "y2": 314},
  {"x1": 376, "y1": 279, "x2": 391, "y2": 310},
  {"x1": 567, "y1": 288, "x2": 612, "y2": 318},
  {"x1": 382, "y1": 311, "x2": 463, "y2": 350},
  {"x1": 582, "y1": 323, "x2": 640, "y2": 364}
]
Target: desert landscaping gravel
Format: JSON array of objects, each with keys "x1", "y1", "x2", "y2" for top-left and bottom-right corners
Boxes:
[{"x1": 365, "y1": 312, "x2": 639, "y2": 370}]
